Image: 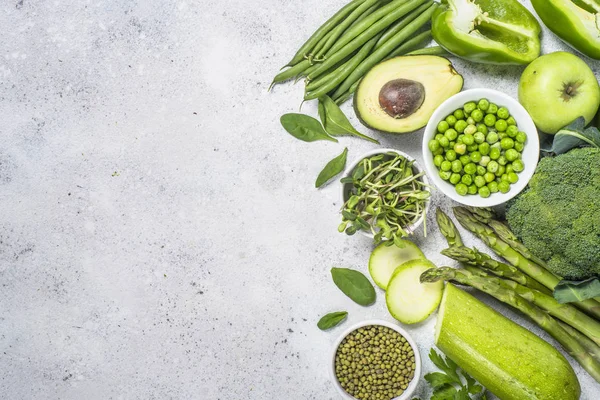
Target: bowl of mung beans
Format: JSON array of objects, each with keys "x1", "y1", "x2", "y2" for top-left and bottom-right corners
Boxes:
[
  {"x1": 422, "y1": 88, "x2": 539, "y2": 207},
  {"x1": 331, "y1": 320, "x2": 421, "y2": 400}
]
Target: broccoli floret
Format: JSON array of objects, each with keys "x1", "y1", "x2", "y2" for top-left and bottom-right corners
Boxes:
[{"x1": 506, "y1": 147, "x2": 600, "y2": 280}]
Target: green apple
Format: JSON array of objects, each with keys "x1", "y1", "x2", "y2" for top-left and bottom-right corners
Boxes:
[{"x1": 519, "y1": 51, "x2": 600, "y2": 134}]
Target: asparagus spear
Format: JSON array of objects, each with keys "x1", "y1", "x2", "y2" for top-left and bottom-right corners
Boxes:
[
  {"x1": 558, "y1": 321, "x2": 600, "y2": 363},
  {"x1": 442, "y1": 246, "x2": 551, "y2": 295},
  {"x1": 435, "y1": 207, "x2": 463, "y2": 247},
  {"x1": 421, "y1": 267, "x2": 600, "y2": 383},
  {"x1": 453, "y1": 207, "x2": 600, "y2": 319}
]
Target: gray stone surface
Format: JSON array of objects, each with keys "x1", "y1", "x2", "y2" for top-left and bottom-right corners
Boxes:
[{"x1": 0, "y1": 0, "x2": 598, "y2": 399}]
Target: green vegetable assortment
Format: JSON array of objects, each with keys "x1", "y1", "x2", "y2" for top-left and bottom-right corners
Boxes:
[
  {"x1": 340, "y1": 152, "x2": 429, "y2": 243},
  {"x1": 429, "y1": 99, "x2": 527, "y2": 198},
  {"x1": 335, "y1": 325, "x2": 416, "y2": 400}
]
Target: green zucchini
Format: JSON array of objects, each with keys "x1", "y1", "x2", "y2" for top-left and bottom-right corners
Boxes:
[
  {"x1": 368, "y1": 240, "x2": 425, "y2": 290},
  {"x1": 435, "y1": 283, "x2": 580, "y2": 400}
]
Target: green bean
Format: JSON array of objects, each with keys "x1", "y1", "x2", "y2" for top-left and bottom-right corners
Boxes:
[
  {"x1": 405, "y1": 46, "x2": 449, "y2": 56},
  {"x1": 284, "y1": 0, "x2": 365, "y2": 67},
  {"x1": 382, "y1": 30, "x2": 432, "y2": 61},
  {"x1": 333, "y1": 79, "x2": 362, "y2": 104},
  {"x1": 307, "y1": 0, "x2": 426, "y2": 80},
  {"x1": 374, "y1": 1, "x2": 431, "y2": 50},
  {"x1": 304, "y1": 32, "x2": 383, "y2": 99},
  {"x1": 330, "y1": 2, "x2": 435, "y2": 99},
  {"x1": 325, "y1": 0, "x2": 415, "y2": 57},
  {"x1": 270, "y1": 59, "x2": 311, "y2": 89},
  {"x1": 313, "y1": 0, "x2": 381, "y2": 61},
  {"x1": 303, "y1": 51, "x2": 358, "y2": 83},
  {"x1": 306, "y1": 29, "x2": 335, "y2": 63}
]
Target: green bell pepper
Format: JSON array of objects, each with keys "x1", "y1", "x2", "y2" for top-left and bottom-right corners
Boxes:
[
  {"x1": 531, "y1": 0, "x2": 600, "y2": 60},
  {"x1": 432, "y1": 0, "x2": 541, "y2": 64}
]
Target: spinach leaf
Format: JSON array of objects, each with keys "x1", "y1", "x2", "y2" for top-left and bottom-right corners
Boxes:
[
  {"x1": 280, "y1": 113, "x2": 338, "y2": 143},
  {"x1": 319, "y1": 96, "x2": 379, "y2": 144},
  {"x1": 541, "y1": 117, "x2": 600, "y2": 155},
  {"x1": 554, "y1": 277, "x2": 600, "y2": 303},
  {"x1": 316, "y1": 147, "x2": 348, "y2": 188},
  {"x1": 317, "y1": 311, "x2": 348, "y2": 330},
  {"x1": 331, "y1": 267, "x2": 376, "y2": 306}
]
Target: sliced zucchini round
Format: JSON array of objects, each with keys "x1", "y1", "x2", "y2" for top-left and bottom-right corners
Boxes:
[{"x1": 368, "y1": 240, "x2": 425, "y2": 290}]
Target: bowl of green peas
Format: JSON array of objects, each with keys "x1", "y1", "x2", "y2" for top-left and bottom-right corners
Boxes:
[{"x1": 422, "y1": 88, "x2": 539, "y2": 207}]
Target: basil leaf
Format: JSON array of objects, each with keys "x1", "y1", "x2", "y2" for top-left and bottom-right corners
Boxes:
[
  {"x1": 331, "y1": 267, "x2": 376, "y2": 306},
  {"x1": 554, "y1": 277, "x2": 600, "y2": 303},
  {"x1": 280, "y1": 113, "x2": 338, "y2": 143},
  {"x1": 541, "y1": 116, "x2": 600, "y2": 154},
  {"x1": 317, "y1": 311, "x2": 348, "y2": 330},
  {"x1": 315, "y1": 147, "x2": 348, "y2": 188},
  {"x1": 319, "y1": 96, "x2": 380, "y2": 144}
]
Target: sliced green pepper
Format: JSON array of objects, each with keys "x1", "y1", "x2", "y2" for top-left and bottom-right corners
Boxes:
[
  {"x1": 531, "y1": 0, "x2": 600, "y2": 60},
  {"x1": 432, "y1": 0, "x2": 541, "y2": 64}
]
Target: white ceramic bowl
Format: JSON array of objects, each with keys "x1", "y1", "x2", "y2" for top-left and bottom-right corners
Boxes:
[
  {"x1": 340, "y1": 148, "x2": 430, "y2": 238},
  {"x1": 330, "y1": 319, "x2": 422, "y2": 400},
  {"x1": 422, "y1": 88, "x2": 540, "y2": 207}
]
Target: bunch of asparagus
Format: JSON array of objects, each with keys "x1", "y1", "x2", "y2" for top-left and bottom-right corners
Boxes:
[
  {"x1": 424, "y1": 207, "x2": 600, "y2": 383},
  {"x1": 271, "y1": 0, "x2": 445, "y2": 104}
]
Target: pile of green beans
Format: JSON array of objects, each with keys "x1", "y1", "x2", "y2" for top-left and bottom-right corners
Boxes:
[{"x1": 271, "y1": 0, "x2": 446, "y2": 104}]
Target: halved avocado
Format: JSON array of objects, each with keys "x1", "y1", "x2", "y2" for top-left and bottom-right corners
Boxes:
[{"x1": 354, "y1": 55, "x2": 463, "y2": 133}]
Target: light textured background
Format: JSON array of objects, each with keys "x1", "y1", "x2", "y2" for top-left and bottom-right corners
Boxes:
[{"x1": 0, "y1": 0, "x2": 598, "y2": 399}]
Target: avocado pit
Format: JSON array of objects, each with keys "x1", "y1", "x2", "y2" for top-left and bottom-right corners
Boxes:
[{"x1": 379, "y1": 79, "x2": 425, "y2": 119}]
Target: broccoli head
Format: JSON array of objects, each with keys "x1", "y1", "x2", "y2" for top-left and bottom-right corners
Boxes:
[{"x1": 506, "y1": 147, "x2": 600, "y2": 280}]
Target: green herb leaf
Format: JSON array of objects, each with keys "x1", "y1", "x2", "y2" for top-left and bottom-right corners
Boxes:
[
  {"x1": 431, "y1": 384, "x2": 457, "y2": 400},
  {"x1": 315, "y1": 148, "x2": 348, "y2": 188},
  {"x1": 280, "y1": 113, "x2": 338, "y2": 143},
  {"x1": 319, "y1": 96, "x2": 379, "y2": 144},
  {"x1": 425, "y1": 372, "x2": 457, "y2": 389},
  {"x1": 541, "y1": 116, "x2": 600, "y2": 154},
  {"x1": 331, "y1": 267, "x2": 376, "y2": 306},
  {"x1": 554, "y1": 277, "x2": 600, "y2": 303},
  {"x1": 454, "y1": 387, "x2": 470, "y2": 400},
  {"x1": 463, "y1": 371, "x2": 483, "y2": 395},
  {"x1": 317, "y1": 311, "x2": 348, "y2": 330},
  {"x1": 430, "y1": 349, "x2": 461, "y2": 383}
]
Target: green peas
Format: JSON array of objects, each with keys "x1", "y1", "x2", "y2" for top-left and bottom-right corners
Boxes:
[
  {"x1": 437, "y1": 120, "x2": 449, "y2": 133},
  {"x1": 461, "y1": 174, "x2": 473, "y2": 185},
  {"x1": 495, "y1": 119, "x2": 508, "y2": 132},
  {"x1": 445, "y1": 128, "x2": 458, "y2": 141},
  {"x1": 446, "y1": 149, "x2": 457, "y2": 161},
  {"x1": 476, "y1": 165, "x2": 486, "y2": 176},
  {"x1": 455, "y1": 120, "x2": 468, "y2": 133},
  {"x1": 496, "y1": 165, "x2": 506, "y2": 177},
  {"x1": 486, "y1": 132, "x2": 499, "y2": 144},
  {"x1": 488, "y1": 103, "x2": 498, "y2": 114},
  {"x1": 474, "y1": 132, "x2": 485, "y2": 144},
  {"x1": 498, "y1": 132, "x2": 507, "y2": 140},
  {"x1": 433, "y1": 155, "x2": 444, "y2": 167},
  {"x1": 474, "y1": 175, "x2": 486, "y2": 188},
  {"x1": 479, "y1": 142, "x2": 490, "y2": 155},
  {"x1": 435, "y1": 133, "x2": 444, "y2": 141},
  {"x1": 484, "y1": 114, "x2": 496, "y2": 127},
  {"x1": 514, "y1": 142, "x2": 524, "y2": 152},
  {"x1": 462, "y1": 134, "x2": 474, "y2": 145},
  {"x1": 467, "y1": 144, "x2": 478, "y2": 152},
  {"x1": 512, "y1": 159, "x2": 524, "y2": 172},
  {"x1": 464, "y1": 163, "x2": 477, "y2": 175},
  {"x1": 489, "y1": 147, "x2": 500, "y2": 160},
  {"x1": 454, "y1": 143, "x2": 467, "y2": 155},
  {"x1": 439, "y1": 136, "x2": 450, "y2": 148},
  {"x1": 484, "y1": 172, "x2": 495, "y2": 183},
  {"x1": 449, "y1": 141, "x2": 456, "y2": 148},
  {"x1": 451, "y1": 160, "x2": 462, "y2": 173},
  {"x1": 508, "y1": 172, "x2": 519, "y2": 183},
  {"x1": 428, "y1": 140, "x2": 440, "y2": 152},
  {"x1": 446, "y1": 115, "x2": 457, "y2": 127},
  {"x1": 507, "y1": 116, "x2": 516, "y2": 126},
  {"x1": 459, "y1": 155, "x2": 470, "y2": 165},
  {"x1": 505, "y1": 148, "x2": 519, "y2": 162},
  {"x1": 506, "y1": 164, "x2": 514, "y2": 174},
  {"x1": 466, "y1": 117, "x2": 475, "y2": 125},
  {"x1": 454, "y1": 109, "x2": 465, "y2": 120},
  {"x1": 488, "y1": 181, "x2": 499, "y2": 193},
  {"x1": 497, "y1": 107, "x2": 509, "y2": 119},
  {"x1": 479, "y1": 155, "x2": 490, "y2": 167},
  {"x1": 468, "y1": 185, "x2": 477, "y2": 194},
  {"x1": 470, "y1": 151, "x2": 482, "y2": 163},
  {"x1": 464, "y1": 101, "x2": 477, "y2": 115},
  {"x1": 498, "y1": 155, "x2": 507, "y2": 166},
  {"x1": 439, "y1": 170, "x2": 452, "y2": 180},
  {"x1": 441, "y1": 160, "x2": 452, "y2": 171},
  {"x1": 516, "y1": 131, "x2": 527, "y2": 143},
  {"x1": 498, "y1": 181, "x2": 510, "y2": 193},
  {"x1": 450, "y1": 173, "x2": 461, "y2": 185},
  {"x1": 478, "y1": 98, "x2": 489, "y2": 111},
  {"x1": 477, "y1": 124, "x2": 488, "y2": 135},
  {"x1": 487, "y1": 160, "x2": 499, "y2": 173},
  {"x1": 478, "y1": 186, "x2": 491, "y2": 198},
  {"x1": 501, "y1": 173, "x2": 510, "y2": 182},
  {"x1": 506, "y1": 125, "x2": 518, "y2": 138},
  {"x1": 464, "y1": 124, "x2": 477, "y2": 135},
  {"x1": 433, "y1": 147, "x2": 444, "y2": 156},
  {"x1": 455, "y1": 183, "x2": 468, "y2": 196},
  {"x1": 500, "y1": 137, "x2": 514, "y2": 149},
  {"x1": 471, "y1": 109, "x2": 483, "y2": 122}
]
